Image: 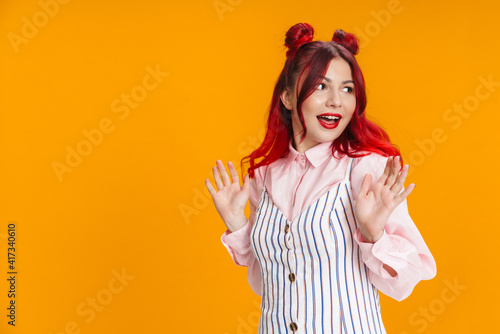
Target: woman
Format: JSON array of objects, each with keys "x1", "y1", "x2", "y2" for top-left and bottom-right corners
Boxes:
[{"x1": 205, "y1": 23, "x2": 436, "y2": 333}]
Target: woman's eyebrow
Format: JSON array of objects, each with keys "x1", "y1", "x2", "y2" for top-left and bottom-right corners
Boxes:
[{"x1": 322, "y1": 77, "x2": 355, "y2": 85}]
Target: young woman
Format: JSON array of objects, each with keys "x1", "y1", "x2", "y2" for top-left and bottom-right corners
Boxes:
[{"x1": 205, "y1": 23, "x2": 436, "y2": 334}]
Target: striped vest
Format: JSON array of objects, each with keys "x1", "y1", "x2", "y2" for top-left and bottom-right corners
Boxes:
[{"x1": 250, "y1": 158, "x2": 386, "y2": 334}]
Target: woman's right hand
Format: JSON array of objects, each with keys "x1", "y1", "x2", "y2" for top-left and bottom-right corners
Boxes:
[{"x1": 205, "y1": 160, "x2": 250, "y2": 233}]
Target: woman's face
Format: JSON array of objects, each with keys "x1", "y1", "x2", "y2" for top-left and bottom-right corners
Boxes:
[{"x1": 281, "y1": 57, "x2": 357, "y2": 153}]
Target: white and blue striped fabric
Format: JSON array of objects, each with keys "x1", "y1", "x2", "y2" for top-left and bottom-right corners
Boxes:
[{"x1": 250, "y1": 157, "x2": 386, "y2": 334}]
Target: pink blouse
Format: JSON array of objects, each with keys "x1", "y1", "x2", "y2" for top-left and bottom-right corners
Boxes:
[{"x1": 221, "y1": 140, "x2": 436, "y2": 301}]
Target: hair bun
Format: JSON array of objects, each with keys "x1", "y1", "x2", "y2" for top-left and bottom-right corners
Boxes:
[
  {"x1": 332, "y1": 29, "x2": 359, "y2": 55},
  {"x1": 285, "y1": 23, "x2": 314, "y2": 57}
]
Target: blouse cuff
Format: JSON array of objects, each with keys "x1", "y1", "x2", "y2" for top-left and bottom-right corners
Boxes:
[
  {"x1": 354, "y1": 228, "x2": 400, "y2": 280},
  {"x1": 220, "y1": 220, "x2": 252, "y2": 266}
]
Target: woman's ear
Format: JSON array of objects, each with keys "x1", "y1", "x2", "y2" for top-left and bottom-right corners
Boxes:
[{"x1": 280, "y1": 89, "x2": 293, "y2": 111}]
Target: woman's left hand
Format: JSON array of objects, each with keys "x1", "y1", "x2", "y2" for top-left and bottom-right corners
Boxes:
[{"x1": 354, "y1": 156, "x2": 415, "y2": 243}]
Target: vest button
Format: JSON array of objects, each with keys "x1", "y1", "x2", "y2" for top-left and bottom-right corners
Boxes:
[
  {"x1": 290, "y1": 322, "x2": 298, "y2": 331},
  {"x1": 289, "y1": 273, "x2": 295, "y2": 282}
]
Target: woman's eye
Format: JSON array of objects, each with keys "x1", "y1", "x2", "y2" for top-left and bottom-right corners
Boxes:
[
  {"x1": 343, "y1": 86, "x2": 354, "y2": 93},
  {"x1": 317, "y1": 83, "x2": 326, "y2": 90}
]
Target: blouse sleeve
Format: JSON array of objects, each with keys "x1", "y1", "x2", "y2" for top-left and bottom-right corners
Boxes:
[
  {"x1": 219, "y1": 166, "x2": 266, "y2": 297},
  {"x1": 350, "y1": 154, "x2": 437, "y2": 301}
]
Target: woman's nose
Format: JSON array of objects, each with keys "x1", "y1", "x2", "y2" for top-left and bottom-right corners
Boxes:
[{"x1": 327, "y1": 90, "x2": 342, "y2": 108}]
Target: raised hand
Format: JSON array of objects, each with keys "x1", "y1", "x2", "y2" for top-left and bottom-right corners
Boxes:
[
  {"x1": 205, "y1": 160, "x2": 250, "y2": 233},
  {"x1": 354, "y1": 156, "x2": 416, "y2": 243}
]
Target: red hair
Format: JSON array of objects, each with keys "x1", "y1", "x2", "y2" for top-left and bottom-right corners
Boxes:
[{"x1": 242, "y1": 23, "x2": 401, "y2": 178}]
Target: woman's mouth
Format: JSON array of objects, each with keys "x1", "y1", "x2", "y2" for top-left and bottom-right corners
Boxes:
[{"x1": 316, "y1": 113, "x2": 342, "y2": 129}]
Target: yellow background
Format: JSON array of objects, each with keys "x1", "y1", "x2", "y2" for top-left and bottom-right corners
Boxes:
[{"x1": 0, "y1": 0, "x2": 498, "y2": 333}]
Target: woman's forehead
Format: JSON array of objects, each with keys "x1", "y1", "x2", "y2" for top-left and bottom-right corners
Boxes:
[{"x1": 292, "y1": 57, "x2": 353, "y2": 92}]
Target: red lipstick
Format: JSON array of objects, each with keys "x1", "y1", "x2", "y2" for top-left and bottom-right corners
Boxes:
[{"x1": 316, "y1": 113, "x2": 342, "y2": 129}]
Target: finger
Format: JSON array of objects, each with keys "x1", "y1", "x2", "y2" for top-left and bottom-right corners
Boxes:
[
  {"x1": 242, "y1": 174, "x2": 250, "y2": 194},
  {"x1": 359, "y1": 173, "x2": 372, "y2": 197},
  {"x1": 391, "y1": 164, "x2": 410, "y2": 194},
  {"x1": 205, "y1": 179, "x2": 217, "y2": 197},
  {"x1": 213, "y1": 165, "x2": 224, "y2": 190},
  {"x1": 385, "y1": 156, "x2": 399, "y2": 186},
  {"x1": 228, "y1": 161, "x2": 241, "y2": 186},
  {"x1": 377, "y1": 156, "x2": 392, "y2": 186},
  {"x1": 217, "y1": 160, "x2": 231, "y2": 187},
  {"x1": 394, "y1": 183, "x2": 416, "y2": 205}
]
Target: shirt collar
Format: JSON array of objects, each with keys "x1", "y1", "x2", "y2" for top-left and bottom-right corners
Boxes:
[{"x1": 282, "y1": 139, "x2": 333, "y2": 171}]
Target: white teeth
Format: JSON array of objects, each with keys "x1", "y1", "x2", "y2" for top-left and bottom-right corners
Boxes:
[{"x1": 318, "y1": 115, "x2": 340, "y2": 120}]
